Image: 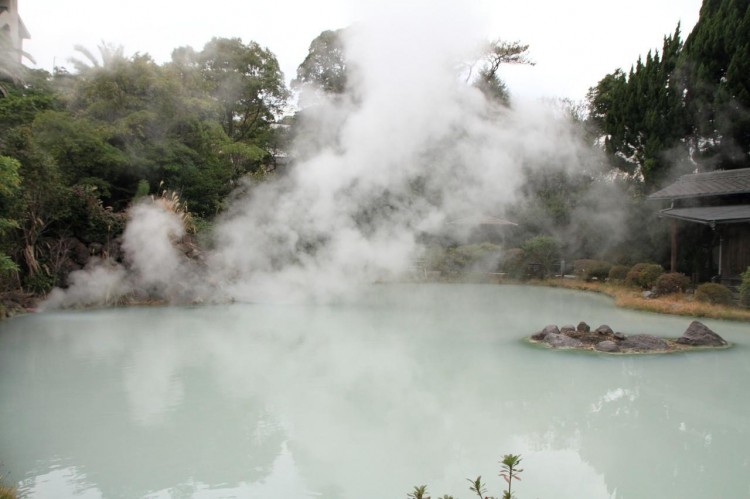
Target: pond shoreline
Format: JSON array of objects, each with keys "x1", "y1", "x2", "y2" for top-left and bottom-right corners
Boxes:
[
  {"x1": 3, "y1": 277, "x2": 749, "y2": 323},
  {"x1": 530, "y1": 278, "x2": 750, "y2": 322}
]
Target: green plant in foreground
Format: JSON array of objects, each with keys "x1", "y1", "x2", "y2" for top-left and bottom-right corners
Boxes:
[
  {"x1": 468, "y1": 475, "x2": 489, "y2": 498},
  {"x1": 407, "y1": 485, "x2": 429, "y2": 499},
  {"x1": 499, "y1": 454, "x2": 523, "y2": 499},
  {"x1": 409, "y1": 454, "x2": 523, "y2": 499}
]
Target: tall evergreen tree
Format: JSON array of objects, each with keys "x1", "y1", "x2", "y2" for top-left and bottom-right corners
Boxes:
[
  {"x1": 679, "y1": 0, "x2": 750, "y2": 170},
  {"x1": 587, "y1": 26, "x2": 687, "y2": 189}
]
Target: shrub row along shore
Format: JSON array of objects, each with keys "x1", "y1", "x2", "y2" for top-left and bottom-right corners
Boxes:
[
  {"x1": 2, "y1": 270, "x2": 750, "y2": 323},
  {"x1": 536, "y1": 279, "x2": 750, "y2": 322}
]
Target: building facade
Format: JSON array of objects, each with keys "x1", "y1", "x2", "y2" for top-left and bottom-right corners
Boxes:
[
  {"x1": 0, "y1": 0, "x2": 30, "y2": 62},
  {"x1": 649, "y1": 168, "x2": 750, "y2": 287}
]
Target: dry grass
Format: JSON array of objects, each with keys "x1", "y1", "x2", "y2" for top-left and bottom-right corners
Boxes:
[
  {"x1": 0, "y1": 484, "x2": 16, "y2": 499},
  {"x1": 534, "y1": 279, "x2": 750, "y2": 322}
]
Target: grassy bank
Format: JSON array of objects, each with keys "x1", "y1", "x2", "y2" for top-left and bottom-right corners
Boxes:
[
  {"x1": 536, "y1": 279, "x2": 750, "y2": 322},
  {"x1": 0, "y1": 484, "x2": 16, "y2": 499}
]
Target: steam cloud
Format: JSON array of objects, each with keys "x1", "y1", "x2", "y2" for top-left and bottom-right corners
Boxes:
[{"x1": 44, "y1": 1, "x2": 616, "y2": 309}]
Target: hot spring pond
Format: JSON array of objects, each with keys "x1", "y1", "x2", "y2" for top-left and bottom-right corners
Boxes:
[{"x1": 1, "y1": 283, "x2": 749, "y2": 498}]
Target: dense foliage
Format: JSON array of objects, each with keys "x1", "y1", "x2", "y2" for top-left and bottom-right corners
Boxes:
[
  {"x1": 0, "y1": 38, "x2": 289, "y2": 297},
  {"x1": 587, "y1": 0, "x2": 750, "y2": 189}
]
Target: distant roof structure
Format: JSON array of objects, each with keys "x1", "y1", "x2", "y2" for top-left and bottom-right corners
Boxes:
[
  {"x1": 447, "y1": 215, "x2": 517, "y2": 226},
  {"x1": 648, "y1": 168, "x2": 750, "y2": 200},
  {"x1": 658, "y1": 205, "x2": 750, "y2": 226}
]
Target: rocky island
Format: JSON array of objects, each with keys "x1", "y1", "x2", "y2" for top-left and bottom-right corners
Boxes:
[{"x1": 530, "y1": 320, "x2": 729, "y2": 354}]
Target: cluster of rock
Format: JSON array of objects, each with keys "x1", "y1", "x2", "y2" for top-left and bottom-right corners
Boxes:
[{"x1": 530, "y1": 320, "x2": 728, "y2": 354}]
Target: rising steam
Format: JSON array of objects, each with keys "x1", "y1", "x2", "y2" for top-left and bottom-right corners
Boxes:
[{"x1": 44, "y1": 2, "x2": 610, "y2": 308}]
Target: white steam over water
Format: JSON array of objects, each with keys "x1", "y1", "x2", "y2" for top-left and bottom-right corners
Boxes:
[{"x1": 44, "y1": 2, "x2": 599, "y2": 308}]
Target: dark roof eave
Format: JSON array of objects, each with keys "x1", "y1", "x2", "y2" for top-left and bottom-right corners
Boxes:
[
  {"x1": 648, "y1": 191, "x2": 749, "y2": 201},
  {"x1": 658, "y1": 209, "x2": 750, "y2": 225}
]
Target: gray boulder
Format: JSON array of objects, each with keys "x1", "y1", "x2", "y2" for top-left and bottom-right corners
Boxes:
[
  {"x1": 676, "y1": 321, "x2": 728, "y2": 347},
  {"x1": 544, "y1": 333, "x2": 584, "y2": 348},
  {"x1": 595, "y1": 324, "x2": 614, "y2": 335},
  {"x1": 577, "y1": 321, "x2": 591, "y2": 333},
  {"x1": 532, "y1": 325, "x2": 560, "y2": 341},
  {"x1": 530, "y1": 331, "x2": 546, "y2": 341},
  {"x1": 613, "y1": 332, "x2": 627, "y2": 341},
  {"x1": 595, "y1": 340, "x2": 620, "y2": 353},
  {"x1": 560, "y1": 324, "x2": 576, "y2": 335},
  {"x1": 619, "y1": 334, "x2": 669, "y2": 351}
]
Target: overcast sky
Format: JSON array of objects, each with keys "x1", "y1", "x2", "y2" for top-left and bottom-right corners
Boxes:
[{"x1": 20, "y1": 0, "x2": 702, "y2": 102}]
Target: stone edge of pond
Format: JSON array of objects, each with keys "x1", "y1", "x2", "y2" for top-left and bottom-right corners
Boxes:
[
  {"x1": 527, "y1": 320, "x2": 732, "y2": 355},
  {"x1": 525, "y1": 337, "x2": 733, "y2": 355}
]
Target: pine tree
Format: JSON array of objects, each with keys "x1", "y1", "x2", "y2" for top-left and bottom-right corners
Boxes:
[
  {"x1": 679, "y1": 0, "x2": 750, "y2": 170},
  {"x1": 587, "y1": 26, "x2": 687, "y2": 189}
]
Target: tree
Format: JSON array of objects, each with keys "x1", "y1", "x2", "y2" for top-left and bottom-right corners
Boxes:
[
  {"x1": 679, "y1": 0, "x2": 750, "y2": 170},
  {"x1": 59, "y1": 47, "x2": 239, "y2": 215},
  {"x1": 0, "y1": 123, "x2": 71, "y2": 290},
  {"x1": 587, "y1": 26, "x2": 687, "y2": 188},
  {"x1": 521, "y1": 235, "x2": 561, "y2": 277},
  {"x1": 192, "y1": 38, "x2": 288, "y2": 141},
  {"x1": 30, "y1": 110, "x2": 127, "y2": 199},
  {"x1": 293, "y1": 29, "x2": 349, "y2": 94},
  {"x1": 68, "y1": 42, "x2": 126, "y2": 73},
  {"x1": 471, "y1": 40, "x2": 534, "y2": 105},
  {"x1": 0, "y1": 155, "x2": 21, "y2": 277},
  {"x1": 176, "y1": 37, "x2": 289, "y2": 180}
]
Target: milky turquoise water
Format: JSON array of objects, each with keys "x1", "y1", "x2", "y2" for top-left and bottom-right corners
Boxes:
[{"x1": 1, "y1": 284, "x2": 748, "y2": 498}]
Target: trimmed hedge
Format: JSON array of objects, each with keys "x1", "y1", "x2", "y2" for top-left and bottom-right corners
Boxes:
[
  {"x1": 573, "y1": 259, "x2": 612, "y2": 281},
  {"x1": 625, "y1": 263, "x2": 664, "y2": 289},
  {"x1": 608, "y1": 264, "x2": 629, "y2": 282},
  {"x1": 695, "y1": 283, "x2": 734, "y2": 305},
  {"x1": 654, "y1": 272, "x2": 690, "y2": 295}
]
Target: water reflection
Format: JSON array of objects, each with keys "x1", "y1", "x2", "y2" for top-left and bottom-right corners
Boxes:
[{"x1": 1, "y1": 284, "x2": 749, "y2": 498}]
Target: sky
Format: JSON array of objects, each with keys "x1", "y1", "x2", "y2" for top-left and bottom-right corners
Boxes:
[{"x1": 19, "y1": 0, "x2": 703, "y2": 103}]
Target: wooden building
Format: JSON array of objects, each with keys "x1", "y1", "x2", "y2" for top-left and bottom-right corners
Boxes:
[{"x1": 649, "y1": 168, "x2": 750, "y2": 287}]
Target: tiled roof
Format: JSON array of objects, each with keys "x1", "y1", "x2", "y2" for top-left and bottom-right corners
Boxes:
[
  {"x1": 658, "y1": 204, "x2": 750, "y2": 225},
  {"x1": 648, "y1": 168, "x2": 750, "y2": 200}
]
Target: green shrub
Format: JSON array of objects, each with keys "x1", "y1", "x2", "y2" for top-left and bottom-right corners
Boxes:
[
  {"x1": 574, "y1": 259, "x2": 612, "y2": 281},
  {"x1": 501, "y1": 248, "x2": 526, "y2": 279},
  {"x1": 625, "y1": 263, "x2": 664, "y2": 289},
  {"x1": 695, "y1": 282, "x2": 734, "y2": 305},
  {"x1": 521, "y1": 235, "x2": 560, "y2": 278},
  {"x1": 23, "y1": 271, "x2": 56, "y2": 295},
  {"x1": 426, "y1": 243, "x2": 503, "y2": 276},
  {"x1": 739, "y1": 267, "x2": 750, "y2": 307},
  {"x1": 608, "y1": 264, "x2": 629, "y2": 282},
  {"x1": 654, "y1": 272, "x2": 691, "y2": 295}
]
